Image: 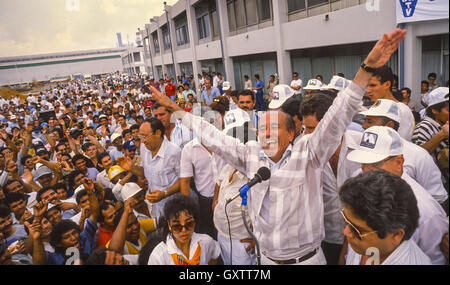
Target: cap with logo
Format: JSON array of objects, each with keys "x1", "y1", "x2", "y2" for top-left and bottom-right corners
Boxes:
[
  {"x1": 359, "y1": 99, "x2": 400, "y2": 123},
  {"x1": 323, "y1": 75, "x2": 351, "y2": 91},
  {"x1": 108, "y1": 165, "x2": 126, "y2": 181},
  {"x1": 268, "y1": 84, "x2": 295, "y2": 110},
  {"x1": 123, "y1": 140, "x2": 137, "y2": 151},
  {"x1": 121, "y1": 182, "x2": 144, "y2": 202},
  {"x1": 427, "y1": 87, "x2": 449, "y2": 108},
  {"x1": 222, "y1": 81, "x2": 232, "y2": 91},
  {"x1": 303, "y1": 79, "x2": 323, "y2": 90},
  {"x1": 35, "y1": 166, "x2": 53, "y2": 179},
  {"x1": 346, "y1": 126, "x2": 403, "y2": 164},
  {"x1": 223, "y1": 108, "x2": 251, "y2": 134}
]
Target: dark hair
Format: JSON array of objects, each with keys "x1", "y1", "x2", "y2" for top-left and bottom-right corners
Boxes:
[
  {"x1": 68, "y1": 170, "x2": 85, "y2": 191},
  {"x1": 122, "y1": 129, "x2": 131, "y2": 138},
  {"x1": 144, "y1": 118, "x2": 165, "y2": 138},
  {"x1": 138, "y1": 226, "x2": 166, "y2": 265},
  {"x1": 81, "y1": 142, "x2": 94, "y2": 152},
  {"x1": 281, "y1": 97, "x2": 302, "y2": 121},
  {"x1": 428, "y1": 72, "x2": 437, "y2": 79},
  {"x1": 380, "y1": 116, "x2": 400, "y2": 132},
  {"x1": 98, "y1": 201, "x2": 115, "y2": 224},
  {"x1": 426, "y1": 99, "x2": 449, "y2": 119},
  {"x1": 372, "y1": 65, "x2": 394, "y2": 88},
  {"x1": 97, "y1": 152, "x2": 111, "y2": 164},
  {"x1": 339, "y1": 170, "x2": 419, "y2": 240},
  {"x1": 5, "y1": 192, "x2": 27, "y2": 206},
  {"x1": 401, "y1": 87, "x2": 411, "y2": 96},
  {"x1": 300, "y1": 92, "x2": 334, "y2": 122},
  {"x1": 237, "y1": 90, "x2": 255, "y2": 102},
  {"x1": 86, "y1": 247, "x2": 111, "y2": 265},
  {"x1": 421, "y1": 80, "x2": 429, "y2": 88},
  {"x1": 162, "y1": 195, "x2": 200, "y2": 240},
  {"x1": 392, "y1": 90, "x2": 404, "y2": 102},
  {"x1": 37, "y1": 186, "x2": 55, "y2": 202},
  {"x1": 56, "y1": 142, "x2": 67, "y2": 152},
  {"x1": 254, "y1": 74, "x2": 260, "y2": 80},
  {"x1": 210, "y1": 101, "x2": 228, "y2": 116},
  {"x1": 130, "y1": 124, "x2": 140, "y2": 131},
  {"x1": 0, "y1": 204, "x2": 10, "y2": 218},
  {"x1": 151, "y1": 102, "x2": 169, "y2": 113},
  {"x1": 72, "y1": 154, "x2": 87, "y2": 166},
  {"x1": 76, "y1": 189, "x2": 89, "y2": 204},
  {"x1": 50, "y1": 219, "x2": 81, "y2": 252},
  {"x1": 20, "y1": 155, "x2": 33, "y2": 167}
]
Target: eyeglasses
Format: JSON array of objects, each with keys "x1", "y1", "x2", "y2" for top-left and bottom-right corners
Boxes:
[
  {"x1": 170, "y1": 220, "x2": 195, "y2": 233},
  {"x1": 340, "y1": 209, "x2": 377, "y2": 240}
]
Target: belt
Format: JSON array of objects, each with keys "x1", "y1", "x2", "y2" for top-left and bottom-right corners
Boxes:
[{"x1": 267, "y1": 248, "x2": 318, "y2": 265}]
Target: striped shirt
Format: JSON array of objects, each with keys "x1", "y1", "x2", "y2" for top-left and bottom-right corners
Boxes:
[
  {"x1": 412, "y1": 116, "x2": 449, "y2": 160},
  {"x1": 181, "y1": 82, "x2": 364, "y2": 261}
]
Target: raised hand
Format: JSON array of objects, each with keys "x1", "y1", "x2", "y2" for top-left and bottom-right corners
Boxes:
[
  {"x1": 24, "y1": 220, "x2": 42, "y2": 240},
  {"x1": 83, "y1": 178, "x2": 95, "y2": 194},
  {"x1": 33, "y1": 201, "x2": 49, "y2": 218},
  {"x1": 365, "y1": 29, "x2": 407, "y2": 68},
  {"x1": 116, "y1": 156, "x2": 132, "y2": 171}
]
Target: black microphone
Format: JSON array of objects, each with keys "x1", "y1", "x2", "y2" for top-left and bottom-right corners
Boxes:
[{"x1": 227, "y1": 167, "x2": 271, "y2": 205}]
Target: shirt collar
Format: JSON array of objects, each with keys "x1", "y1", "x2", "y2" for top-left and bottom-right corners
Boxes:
[{"x1": 154, "y1": 138, "x2": 168, "y2": 159}]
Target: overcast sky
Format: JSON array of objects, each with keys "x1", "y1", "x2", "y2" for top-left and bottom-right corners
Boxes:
[{"x1": 0, "y1": 0, "x2": 177, "y2": 57}]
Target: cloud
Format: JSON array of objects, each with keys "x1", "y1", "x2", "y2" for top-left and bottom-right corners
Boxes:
[{"x1": 0, "y1": 0, "x2": 178, "y2": 57}]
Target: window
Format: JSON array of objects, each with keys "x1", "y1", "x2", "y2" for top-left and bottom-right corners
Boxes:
[
  {"x1": 259, "y1": 0, "x2": 272, "y2": 21},
  {"x1": 162, "y1": 26, "x2": 171, "y2": 50},
  {"x1": 211, "y1": 10, "x2": 219, "y2": 37},
  {"x1": 197, "y1": 14, "x2": 210, "y2": 40},
  {"x1": 308, "y1": 0, "x2": 328, "y2": 7},
  {"x1": 227, "y1": 1, "x2": 237, "y2": 31},
  {"x1": 287, "y1": 0, "x2": 306, "y2": 13},
  {"x1": 245, "y1": 0, "x2": 258, "y2": 26},
  {"x1": 175, "y1": 25, "x2": 189, "y2": 46},
  {"x1": 133, "y1": 52, "x2": 141, "y2": 62},
  {"x1": 152, "y1": 33, "x2": 160, "y2": 54}
]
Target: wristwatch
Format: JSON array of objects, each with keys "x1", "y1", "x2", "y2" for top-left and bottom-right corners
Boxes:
[{"x1": 360, "y1": 62, "x2": 377, "y2": 73}]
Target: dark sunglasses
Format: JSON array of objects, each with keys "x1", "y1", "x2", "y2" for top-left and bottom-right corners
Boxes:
[{"x1": 170, "y1": 220, "x2": 195, "y2": 233}]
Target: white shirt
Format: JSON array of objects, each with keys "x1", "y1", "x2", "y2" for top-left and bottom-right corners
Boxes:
[
  {"x1": 166, "y1": 120, "x2": 193, "y2": 150},
  {"x1": 181, "y1": 82, "x2": 365, "y2": 261},
  {"x1": 213, "y1": 164, "x2": 252, "y2": 239},
  {"x1": 244, "y1": 80, "x2": 252, "y2": 91},
  {"x1": 290, "y1": 79, "x2": 303, "y2": 95},
  {"x1": 396, "y1": 101, "x2": 415, "y2": 141},
  {"x1": 402, "y1": 173, "x2": 448, "y2": 265},
  {"x1": 180, "y1": 138, "x2": 226, "y2": 198},
  {"x1": 140, "y1": 138, "x2": 181, "y2": 217},
  {"x1": 96, "y1": 169, "x2": 115, "y2": 190},
  {"x1": 148, "y1": 232, "x2": 221, "y2": 265},
  {"x1": 346, "y1": 239, "x2": 431, "y2": 265}
]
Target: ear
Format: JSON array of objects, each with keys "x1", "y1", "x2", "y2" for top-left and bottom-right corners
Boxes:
[
  {"x1": 155, "y1": 129, "x2": 162, "y2": 137},
  {"x1": 391, "y1": 228, "x2": 405, "y2": 247},
  {"x1": 383, "y1": 80, "x2": 392, "y2": 90},
  {"x1": 394, "y1": 155, "x2": 405, "y2": 174},
  {"x1": 385, "y1": 121, "x2": 395, "y2": 129}
]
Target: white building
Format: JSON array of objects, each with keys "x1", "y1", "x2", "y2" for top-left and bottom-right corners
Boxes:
[
  {"x1": 137, "y1": 0, "x2": 448, "y2": 106},
  {"x1": 121, "y1": 46, "x2": 146, "y2": 76},
  {"x1": 0, "y1": 48, "x2": 126, "y2": 85}
]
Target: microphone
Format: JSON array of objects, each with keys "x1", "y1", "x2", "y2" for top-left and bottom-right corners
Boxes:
[{"x1": 227, "y1": 167, "x2": 271, "y2": 205}]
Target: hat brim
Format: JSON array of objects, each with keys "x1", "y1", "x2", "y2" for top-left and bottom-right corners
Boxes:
[
  {"x1": 359, "y1": 110, "x2": 399, "y2": 123},
  {"x1": 346, "y1": 149, "x2": 389, "y2": 164},
  {"x1": 268, "y1": 99, "x2": 286, "y2": 110}
]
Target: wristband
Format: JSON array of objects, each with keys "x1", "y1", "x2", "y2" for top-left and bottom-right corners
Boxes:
[{"x1": 360, "y1": 62, "x2": 377, "y2": 73}]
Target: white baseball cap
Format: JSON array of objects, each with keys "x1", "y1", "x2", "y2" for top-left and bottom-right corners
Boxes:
[
  {"x1": 74, "y1": 184, "x2": 85, "y2": 196},
  {"x1": 427, "y1": 87, "x2": 449, "y2": 108},
  {"x1": 347, "y1": 126, "x2": 403, "y2": 164},
  {"x1": 223, "y1": 108, "x2": 251, "y2": 134},
  {"x1": 303, "y1": 79, "x2": 323, "y2": 90},
  {"x1": 268, "y1": 84, "x2": 295, "y2": 109},
  {"x1": 323, "y1": 75, "x2": 350, "y2": 91},
  {"x1": 10, "y1": 115, "x2": 16, "y2": 120},
  {"x1": 359, "y1": 99, "x2": 400, "y2": 123},
  {"x1": 110, "y1": 133, "x2": 122, "y2": 143},
  {"x1": 222, "y1": 81, "x2": 231, "y2": 91},
  {"x1": 121, "y1": 182, "x2": 144, "y2": 202}
]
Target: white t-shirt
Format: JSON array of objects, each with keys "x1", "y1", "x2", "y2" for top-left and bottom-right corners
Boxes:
[
  {"x1": 290, "y1": 79, "x2": 303, "y2": 95},
  {"x1": 148, "y1": 232, "x2": 221, "y2": 265},
  {"x1": 396, "y1": 101, "x2": 415, "y2": 141},
  {"x1": 180, "y1": 138, "x2": 226, "y2": 198}
]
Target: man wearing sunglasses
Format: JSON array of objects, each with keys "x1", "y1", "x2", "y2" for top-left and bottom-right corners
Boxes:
[
  {"x1": 346, "y1": 126, "x2": 448, "y2": 264},
  {"x1": 339, "y1": 170, "x2": 431, "y2": 265}
]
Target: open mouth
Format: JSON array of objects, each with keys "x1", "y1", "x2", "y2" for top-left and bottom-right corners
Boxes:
[{"x1": 261, "y1": 139, "x2": 277, "y2": 148}]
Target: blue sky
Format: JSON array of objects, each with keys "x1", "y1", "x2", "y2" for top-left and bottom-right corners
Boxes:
[{"x1": 0, "y1": 0, "x2": 177, "y2": 57}]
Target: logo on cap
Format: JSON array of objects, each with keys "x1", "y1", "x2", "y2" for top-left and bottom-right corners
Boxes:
[
  {"x1": 273, "y1": 92, "x2": 280, "y2": 100},
  {"x1": 225, "y1": 113, "x2": 236, "y2": 126},
  {"x1": 373, "y1": 100, "x2": 381, "y2": 107},
  {"x1": 360, "y1": 132, "x2": 378, "y2": 149}
]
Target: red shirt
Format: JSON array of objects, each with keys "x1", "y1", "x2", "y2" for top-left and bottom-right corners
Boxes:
[
  {"x1": 97, "y1": 226, "x2": 114, "y2": 248},
  {"x1": 165, "y1": 84, "x2": 176, "y2": 96}
]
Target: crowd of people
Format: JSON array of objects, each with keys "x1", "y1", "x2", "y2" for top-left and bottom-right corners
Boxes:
[{"x1": 0, "y1": 29, "x2": 448, "y2": 266}]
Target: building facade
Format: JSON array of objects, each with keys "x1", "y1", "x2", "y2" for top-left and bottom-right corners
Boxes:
[
  {"x1": 0, "y1": 48, "x2": 126, "y2": 86},
  {"x1": 138, "y1": 0, "x2": 448, "y2": 105},
  {"x1": 121, "y1": 46, "x2": 146, "y2": 76}
]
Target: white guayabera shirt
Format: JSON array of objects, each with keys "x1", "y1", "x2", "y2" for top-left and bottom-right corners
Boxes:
[{"x1": 180, "y1": 82, "x2": 365, "y2": 262}]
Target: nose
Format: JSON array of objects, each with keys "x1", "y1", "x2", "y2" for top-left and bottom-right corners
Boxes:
[{"x1": 343, "y1": 224, "x2": 354, "y2": 239}]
